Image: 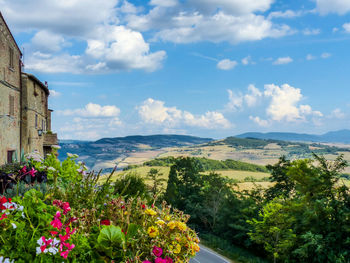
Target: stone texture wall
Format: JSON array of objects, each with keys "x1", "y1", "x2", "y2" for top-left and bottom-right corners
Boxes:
[
  {"x1": 0, "y1": 14, "x2": 21, "y2": 165},
  {"x1": 21, "y1": 74, "x2": 50, "y2": 157}
]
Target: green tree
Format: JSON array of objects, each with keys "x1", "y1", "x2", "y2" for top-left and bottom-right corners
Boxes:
[{"x1": 147, "y1": 168, "x2": 166, "y2": 196}]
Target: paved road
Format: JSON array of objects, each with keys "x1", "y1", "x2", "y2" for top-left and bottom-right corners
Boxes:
[{"x1": 190, "y1": 246, "x2": 231, "y2": 263}]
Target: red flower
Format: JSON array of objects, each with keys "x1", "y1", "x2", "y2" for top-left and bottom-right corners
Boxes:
[
  {"x1": 0, "y1": 213, "x2": 7, "y2": 220},
  {"x1": 165, "y1": 257, "x2": 173, "y2": 263},
  {"x1": 153, "y1": 246, "x2": 163, "y2": 257},
  {"x1": 141, "y1": 204, "x2": 146, "y2": 209},
  {"x1": 60, "y1": 250, "x2": 69, "y2": 259},
  {"x1": 101, "y1": 219, "x2": 111, "y2": 226},
  {"x1": 50, "y1": 231, "x2": 58, "y2": 236}
]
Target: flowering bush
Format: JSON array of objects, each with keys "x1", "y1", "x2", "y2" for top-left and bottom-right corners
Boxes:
[{"x1": 0, "y1": 152, "x2": 200, "y2": 262}]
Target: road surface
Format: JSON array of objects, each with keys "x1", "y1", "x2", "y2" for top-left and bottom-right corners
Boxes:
[{"x1": 190, "y1": 246, "x2": 231, "y2": 263}]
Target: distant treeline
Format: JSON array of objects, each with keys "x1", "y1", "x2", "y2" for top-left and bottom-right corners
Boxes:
[{"x1": 142, "y1": 156, "x2": 268, "y2": 173}]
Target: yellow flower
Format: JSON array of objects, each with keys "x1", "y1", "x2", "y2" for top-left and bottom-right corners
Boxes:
[
  {"x1": 176, "y1": 221, "x2": 187, "y2": 231},
  {"x1": 192, "y1": 243, "x2": 200, "y2": 252},
  {"x1": 145, "y1": 209, "x2": 157, "y2": 216},
  {"x1": 173, "y1": 243, "x2": 181, "y2": 254},
  {"x1": 156, "y1": 219, "x2": 165, "y2": 226},
  {"x1": 124, "y1": 211, "x2": 128, "y2": 215},
  {"x1": 147, "y1": 226, "x2": 159, "y2": 238},
  {"x1": 167, "y1": 221, "x2": 177, "y2": 230},
  {"x1": 164, "y1": 215, "x2": 171, "y2": 221}
]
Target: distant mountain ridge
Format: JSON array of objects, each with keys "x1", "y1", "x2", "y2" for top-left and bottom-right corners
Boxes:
[{"x1": 236, "y1": 129, "x2": 350, "y2": 144}]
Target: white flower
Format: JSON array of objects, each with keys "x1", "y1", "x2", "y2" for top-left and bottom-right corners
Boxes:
[
  {"x1": 21, "y1": 212, "x2": 25, "y2": 218},
  {"x1": 52, "y1": 238, "x2": 60, "y2": 247},
  {"x1": 0, "y1": 256, "x2": 15, "y2": 263},
  {"x1": 36, "y1": 247, "x2": 42, "y2": 255},
  {"x1": 48, "y1": 167, "x2": 56, "y2": 172},
  {"x1": 52, "y1": 145, "x2": 61, "y2": 150},
  {"x1": 67, "y1": 153, "x2": 73, "y2": 157},
  {"x1": 47, "y1": 247, "x2": 58, "y2": 255},
  {"x1": 37, "y1": 237, "x2": 44, "y2": 246},
  {"x1": 11, "y1": 223, "x2": 17, "y2": 229},
  {"x1": 18, "y1": 206, "x2": 23, "y2": 211}
]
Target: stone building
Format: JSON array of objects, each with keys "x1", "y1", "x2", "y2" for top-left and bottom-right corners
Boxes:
[
  {"x1": 0, "y1": 12, "x2": 22, "y2": 164},
  {"x1": 21, "y1": 73, "x2": 58, "y2": 157},
  {"x1": 0, "y1": 12, "x2": 58, "y2": 165}
]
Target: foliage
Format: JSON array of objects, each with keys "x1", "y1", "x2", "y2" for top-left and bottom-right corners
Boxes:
[
  {"x1": 0, "y1": 152, "x2": 200, "y2": 263},
  {"x1": 249, "y1": 154, "x2": 350, "y2": 262},
  {"x1": 146, "y1": 168, "x2": 167, "y2": 196},
  {"x1": 144, "y1": 156, "x2": 268, "y2": 172}
]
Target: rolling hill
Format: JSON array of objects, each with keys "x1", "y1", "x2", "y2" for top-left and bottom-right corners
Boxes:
[{"x1": 236, "y1": 129, "x2": 350, "y2": 143}]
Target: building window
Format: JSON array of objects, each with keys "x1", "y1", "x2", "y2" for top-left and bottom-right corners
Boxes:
[
  {"x1": 9, "y1": 47, "x2": 14, "y2": 69},
  {"x1": 42, "y1": 119, "x2": 46, "y2": 132},
  {"x1": 35, "y1": 114, "x2": 38, "y2": 129},
  {"x1": 9, "y1": 95, "x2": 14, "y2": 116},
  {"x1": 7, "y1": 150, "x2": 15, "y2": 163}
]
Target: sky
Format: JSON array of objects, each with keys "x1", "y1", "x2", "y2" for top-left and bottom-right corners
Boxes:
[{"x1": 1, "y1": 0, "x2": 350, "y2": 140}]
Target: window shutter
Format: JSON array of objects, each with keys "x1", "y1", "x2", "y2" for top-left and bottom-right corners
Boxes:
[{"x1": 9, "y1": 95, "x2": 14, "y2": 116}]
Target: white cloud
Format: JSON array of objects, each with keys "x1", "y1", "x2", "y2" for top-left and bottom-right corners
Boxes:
[
  {"x1": 153, "y1": 12, "x2": 292, "y2": 44},
  {"x1": 268, "y1": 10, "x2": 303, "y2": 19},
  {"x1": 188, "y1": 0, "x2": 274, "y2": 15},
  {"x1": 244, "y1": 85, "x2": 262, "y2": 107},
  {"x1": 217, "y1": 59, "x2": 237, "y2": 70},
  {"x1": 25, "y1": 52, "x2": 82, "y2": 73},
  {"x1": 137, "y1": 98, "x2": 182, "y2": 126},
  {"x1": 49, "y1": 90, "x2": 61, "y2": 98},
  {"x1": 249, "y1": 116, "x2": 269, "y2": 127},
  {"x1": 302, "y1": 28, "x2": 321, "y2": 35},
  {"x1": 183, "y1": 111, "x2": 231, "y2": 129},
  {"x1": 150, "y1": 0, "x2": 178, "y2": 7},
  {"x1": 306, "y1": 54, "x2": 316, "y2": 60},
  {"x1": 86, "y1": 25, "x2": 166, "y2": 72},
  {"x1": 321, "y1": 52, "x2": 331, "y2": 58},
  {"x1": 343, "y1": 23, "x2": 350, "y2": 33},
  {"x1": 330, "y1": 108, "x2": 346, "y2": 119},
  {"x1": 2, "y1": 0, "x2": 166, "y2": 73},
  {"x1": 241, "y1": 55, "x2": 254, "y2": 65},
  {"x1": 263, "y1": 84, "x2": 322, "y2": 122},
  {"x1": 137, "y1": 98, "x2": 231, "y2": 129},
  {"x1": 226, "y1": 85, "x2": 262, "y2": 111},
  {"x1": 31, "y1": 30, "x2": 68, "y2": 53},
  {"x1": 273, "y1": 56, "x2": 293, "y2": 65},
  {"x1": 316, "y1": 0, "x2": 350, "y2": 15},
  {"x1": 59, "y1": 103, "x2": 121, "y2": 118},
  {"x1": 226, "y1": 90, "x2": 244, "y2": 111}
]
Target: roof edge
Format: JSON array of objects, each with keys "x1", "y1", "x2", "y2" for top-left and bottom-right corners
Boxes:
[
  {"x1": 22, "y1": 73, "x2": 50, "y2": 95},
  {"x1": 0, "y1": 12, "x2": 22, "y2": 55}
]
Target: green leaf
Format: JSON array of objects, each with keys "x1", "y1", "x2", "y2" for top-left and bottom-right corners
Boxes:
[
  {"x1": 126, "y1": 223, "x2": 139, "y2": 241},
  {"x1": 97, "y1": 225, "x2": 125, "y2": 247}
]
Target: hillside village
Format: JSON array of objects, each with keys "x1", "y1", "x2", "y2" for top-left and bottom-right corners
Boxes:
[{"x1": 0, "y1": 12, "x2": 57, "y2": 165}]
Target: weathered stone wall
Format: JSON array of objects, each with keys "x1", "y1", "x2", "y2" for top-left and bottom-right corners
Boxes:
[
  {"x1": 0, "y1": 14, "x2": 21, "y2": 165},
  {"x1": 21, "y1": 75, "x2": 49, "y2": 157}
]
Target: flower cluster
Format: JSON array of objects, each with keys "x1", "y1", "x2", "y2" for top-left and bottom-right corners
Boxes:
[
  {"x1": 37, "y1": 201, "x2": 76, "y2": 260},
  {"x1": 0, "y1": 196, "x2": 24, "y2": 221}
]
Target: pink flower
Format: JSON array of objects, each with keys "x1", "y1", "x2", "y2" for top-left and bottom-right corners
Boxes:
[
  {"x1": 155, "y1": 258, "x2": 166, "y2": 263},
  {"x1": 62, "y1": 202, "x2": 71, "y2": 214},
  {"x1": 60, "y1": 250, "x2": 69, "y2": 259},
  {"x1": 153, "y1": 246, "x2": 163, "y2": 257},
  {"x1": 20, "y1": 166, "x2": 27, "y2": 173},
  {"x1": 40, "y1": 236, "x2": 53, "y2": 253},
  {"x1": 51, "y1": 218, "x2": 62, "y2": 230},
  {"x1": 29, "y1": 167, "x2": 37, "y2": 177},
  {"x1": 54, "y1": 211, "x2": 61, "y2": 219},
  {"x1": 165, "y1": 257, "x2": 173, "y2": 263},
  {"x1": 142, "y1": 261, "x2": 152, "y2": 263}
]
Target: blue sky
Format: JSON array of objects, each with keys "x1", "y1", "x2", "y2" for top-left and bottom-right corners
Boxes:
[{"x1": 2, "y1": 0, "x2": 350, "y2": 140}]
